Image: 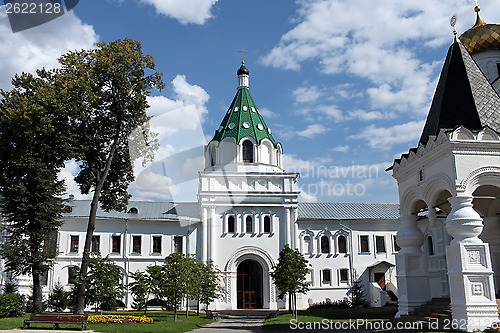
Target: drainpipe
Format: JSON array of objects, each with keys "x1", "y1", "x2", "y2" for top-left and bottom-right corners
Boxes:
[
  {"x1": 339, "y1": 223, "x2": 354, "y2": 287},
  {"x1": 124, "y1": 218, "x2": 130, "y2": 309}
]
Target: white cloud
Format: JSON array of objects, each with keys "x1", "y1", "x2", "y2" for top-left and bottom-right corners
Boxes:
[
  {"x1": 58, "y1": 160, "x2": 91, "y2": 200},
  {"x1": 259, "y1": 107, "x2": 276, "y2": 118},
  {"x1": 293, "y1": 85, "x2": 323, "y2": 103},
  {"x1": 330, "y1": 145, "x2": 350, "y2": 153},
  {"x1": 299, "y1": 190, "x2": 318, "y2": 203},
  {"x1": 349, "y1": 120, "x2": 425, "y2": 150},
  {"x1": 297, "y1": 124, "x2": 329, "y2": 138},
  {"x1": 0, "y1": 10, "x2": 97, "y2": 90},
  {"x1": 139, "y1": 0, "x2": 219, "y2": 25},
  {"x1": 316, "y1": 105, "x2": 344, "y2": 122},
  {"x1": 131, "y1": 75, "x2": 210, "y2": 201},
  {"x1": 147, "y1": 74, "x2": 209, "y2": 146},
  {"x1": 261, "y1": 0, "x2": 498, "y2": 115},
  {"x1": 347, "y1": 109, "x2": 393, "y2": 122}
]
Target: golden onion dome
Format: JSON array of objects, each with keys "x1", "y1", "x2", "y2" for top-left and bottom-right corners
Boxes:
[{"x1": 459, "y1": 6, "x2": 500, "y2": 54}]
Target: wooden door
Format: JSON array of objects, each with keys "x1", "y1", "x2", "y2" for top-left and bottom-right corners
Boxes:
[{"x1": 374, "y1": 273, "x2": 386, "y2": 290}]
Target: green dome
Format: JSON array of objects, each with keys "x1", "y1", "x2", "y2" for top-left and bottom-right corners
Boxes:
[{"x1": 211, "y1": 83, "x2": 279, "y2": 147}]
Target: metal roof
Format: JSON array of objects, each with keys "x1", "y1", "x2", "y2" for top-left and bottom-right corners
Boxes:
[
  {"x1": 63, "y1": 200, "x2": 200, "y2": 222},
  {"x1": 419, "y1": 41, "x2": 500, "y2": 145},
  {"x1": 63, "y1": 201, "x2": 400, "y2": 222},
  {"x1": 211, "y1": 65, "x2": 278, "y2": 147},
  {"x1": 298, "y1": 202, "x2": 399, "y2": 220}
]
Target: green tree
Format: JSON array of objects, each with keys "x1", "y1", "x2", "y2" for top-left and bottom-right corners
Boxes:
[
  {"x1": 145, "y1": 265, "x2": 166, "y2": 309},
  {"x1": 129, "y1": 271, "x2": 150, "y2": 314},
  {"x1": 48, "y1": 280, "x2": 68, "y2": 312},
  {"x1": 0, "y1": 71, "x2": 72, "y2": 313},
  {"x1": 193, "y1": 260, "x2": 224, "y2": 315},
  {"x1": 70, "y1": 254, "x2": 125, "y2": 314},
  {"x1": 162, "y1": 253, "x2": 196, "y2": 321},
  {"x1": 270, "y1": 244, "x2": 310, "y2": 320},
  {"x1": 55, "y1": 38, "x2": 164, "y2": 314},
  {"x1": 2, "y1": 275, "x2": 18, "y2": 295},
  {"x1": 347, "y1": 271, "x2": 366, "y2": 307},
  {"x1": 182, "y1": 255, "x2": 198, "y2": 318}
]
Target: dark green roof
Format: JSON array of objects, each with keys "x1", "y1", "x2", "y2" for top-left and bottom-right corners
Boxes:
[{"x1": 212, "y1": 88, "x2": 279, "y2": 147}]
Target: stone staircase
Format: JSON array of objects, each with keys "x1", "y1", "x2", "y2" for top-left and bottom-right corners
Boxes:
[
  {"x1": 393, "y1": 298, "x2": 452, "y2": 329},
  {"x1": 385, "y1": 290, "x2": 398, "y2": 306}
]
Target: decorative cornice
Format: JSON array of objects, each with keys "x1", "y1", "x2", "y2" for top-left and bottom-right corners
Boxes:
[{"x1": 393, "y1": 126, "x2": 500, "y2": 178}]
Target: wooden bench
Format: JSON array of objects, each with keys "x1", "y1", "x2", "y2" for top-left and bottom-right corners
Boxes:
[
  {"x1": 205, "y1": 309, "x2": 219, "y2": 320},
  {"x1": 23, "y1": 313, "x2": 89, "y2": 330}
]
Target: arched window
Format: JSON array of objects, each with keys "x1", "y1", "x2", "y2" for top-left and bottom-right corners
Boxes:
[
  {"x1": 303, "y1": 236, "x2": 312, "y2": 254},
  {"x1": 242, "y1": 140, "x2": 254, "y2": 163},
  {"x1": 338, "y1": 235, "x2": 347, "y2": 254},
  {"x1": 227, "y1": 216, "x2": 235, "y2": 233},
  {"x1": 320, "y1": 235, "x2": 330, "y2": 254},
  {"x1": 427, "y1": 236, "x2": 434, "y2": 256},
  {"x1": 246, "y1": 216, "x2": 253, "y2": 233},
  {"x1": 263, "y1": 216, "x2": 271, "y2": 233}
]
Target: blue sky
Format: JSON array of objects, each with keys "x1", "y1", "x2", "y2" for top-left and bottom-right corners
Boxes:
[{"x1": 1, "y1": 0, "x2": 499, "y2": 204}]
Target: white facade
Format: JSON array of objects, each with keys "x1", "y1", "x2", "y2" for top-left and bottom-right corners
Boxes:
[
  {"x1": 8, "y1": 201, "x2": 398, "y2": 311},
  {"x1": 0, "y1": 64, "x2": 400, "y2": 312}
]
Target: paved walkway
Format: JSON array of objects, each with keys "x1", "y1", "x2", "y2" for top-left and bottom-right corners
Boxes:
[{"x1": 188, "y1": 310, "x2": 272, "y2": 333}]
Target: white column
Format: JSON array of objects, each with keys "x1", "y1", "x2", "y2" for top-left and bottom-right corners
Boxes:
[
  {"x1": 481, "y1": 216, "x2": 500, "y2": 294},
  {"x1": 285, "y1": 208, "x2": 291, "y2": 246},
  {"x1": 445, "y1": 195, "x2": 498, "y2": 331},
  {"x1": 236, "y1": 213, "x2": 241, "y2": 234},
  {"x1": 293, "y1": 207, "x2": 299, "y2": 250},
  {"x1": 395, "y1": 214, "x2": 431, "y2": 317},
  {"x1": 209, "y1": 206, "x2": 217, "y2": 262},
  {"x1": 202, "y1": 207, "x2": 208, "y2": 262}
]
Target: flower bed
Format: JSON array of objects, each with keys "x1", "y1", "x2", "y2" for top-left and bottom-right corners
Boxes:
[{"x1": 88, "y1": 314, "x2": 153, "y2": 324}]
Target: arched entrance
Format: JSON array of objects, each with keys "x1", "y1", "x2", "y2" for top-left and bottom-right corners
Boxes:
[{"x1": 237, "y1": 259, "x2": 263, "y2": 309}]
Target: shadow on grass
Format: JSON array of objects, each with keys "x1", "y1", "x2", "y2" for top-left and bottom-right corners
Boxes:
[{"x1": 263, "y1": 306, "x2": 398, "y2": 331}]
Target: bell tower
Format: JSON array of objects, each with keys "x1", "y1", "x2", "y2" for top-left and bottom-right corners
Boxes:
[{"x1": 198, "y1": 61, "x2": 300, "y2": 310}]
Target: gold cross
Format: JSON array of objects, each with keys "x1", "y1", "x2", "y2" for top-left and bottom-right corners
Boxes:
[
  {"x1": 237, "y1": 49, "x2": 248, "y2": 63},
  {"x1": 474, "y1": 0, "x2": 479, "y2": 6}
]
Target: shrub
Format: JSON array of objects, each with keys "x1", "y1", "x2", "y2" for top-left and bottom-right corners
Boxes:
[
  {"x1": 48, "y1": 281, "x2": 69, "y2": 312},
  {"x1": 0, "y1": 293, "x2": 25, "y2": 318},
  {"x1": 308, "y1": 298, "x2": 352, "y2": 310}
]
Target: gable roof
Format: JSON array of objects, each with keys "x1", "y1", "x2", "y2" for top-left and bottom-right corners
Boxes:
[
  {"x1": 298, "y1": 202, "x2": 399, "y2": 220},
  {"x1": 419, "y1": 40, "x2": 500, "y2": 145}
]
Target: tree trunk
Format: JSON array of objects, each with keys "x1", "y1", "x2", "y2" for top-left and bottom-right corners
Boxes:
[
  {"x1": 32, "y1": 272, "x2": 43, "y2": 314},
  {"x1": 197, "y1": 300, "x2": 200, "y2": 316},
  {"x1": 288, "y1": 292, "x2": 292, "y2": 314},
  {"x1": 293, "y1": 293, "x2": 297, "y2": 320},
  {"x1": 74, "y1": 131, "x2": 122, "y2": 314},
  {"x1": 185, "y1": 297, "x2": 189, "y2": 318}
]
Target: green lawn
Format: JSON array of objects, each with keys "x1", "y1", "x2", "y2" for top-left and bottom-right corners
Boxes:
[
  {"x1": 0, "y1": 311, "x2": 214, "y2": 332},
  {"x1": 263, "y1": 306, "x2": 398, "y2": 331}
]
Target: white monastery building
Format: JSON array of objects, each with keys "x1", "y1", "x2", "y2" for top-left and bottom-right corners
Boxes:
[{"x1": 1, "y1": 5, "x2": 499, "y2": 331}]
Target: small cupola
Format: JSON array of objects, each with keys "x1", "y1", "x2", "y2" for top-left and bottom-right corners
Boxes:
[{"x1": 237, "y1": 61, "x2": 250, "y2": 89}]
